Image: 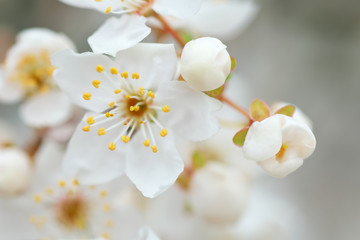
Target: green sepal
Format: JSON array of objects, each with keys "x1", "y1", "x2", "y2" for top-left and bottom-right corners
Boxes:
[
  {"x1": 192, "y1": 151, "x2": 207, "y2": 169},
  {"x1": 275, "y1": 105, "x2": 295, "y2": 117},
  {"x1": 233, "y1": 127, "x2": 249, "y2": 147},
  {"x1": 230, "y1": 56, "x2": 236, "y2": 72},
  {"x1": 250, "y1": 99, "x2": 270, "y2": 121}
]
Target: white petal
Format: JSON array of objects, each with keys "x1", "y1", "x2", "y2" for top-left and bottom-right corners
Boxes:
[
  {"x1": 0, "y1": 69, "x2": 24, "y2": 103},
  {"x1": 125, "y1": 130, "x2": 184, "y2": 198},
  {"x1": 114, "y1": 43, "x2": 177, "y2": 89},
  {"x1": 136, "y1": 227, "x2": 160, "y2": 240},
  {"x1": 59, "y1": 0, "x2": 92, "y2": 8},
  {"x1": 258, "y1": 154, "x2": 304, "y2": 178},
  {"x1": 59, "y1": 0, "x2": 126, "y2": 14},
  {"x1": 62, "y1": 113, "x2": 125, "y2": 184},
  {"x1": 19, "y1": 91, "x2": 73, "y2": 128},
  {"x1": 153, "y1": 0, "x2": 203, "y2": 18},
  {"x1": 52, "y1": 49, "x2": 118, "y2": 112},
  {"x1": 88, "y1": 16, "x2": 151, "y2": 56},
  {"x1": 243, "y1": 115, "x2": 282, "y2": 161},
  {"x1": 156, "y1": 81, "x2": 221, "y2": 141}
]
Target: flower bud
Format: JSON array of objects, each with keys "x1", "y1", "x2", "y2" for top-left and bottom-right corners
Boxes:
[
  {"x1": 188, "y1": 162, "x2": 250, "y2": 225},
  {"x1": 180, "y1": 37, "x2": 231, "y2": 91},
  {"x1": 0, "y1": 148, "x2": 32, "y2": 195}
]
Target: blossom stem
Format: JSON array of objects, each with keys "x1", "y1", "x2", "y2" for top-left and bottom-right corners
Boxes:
[
  {"x1": 218, "y1": 95, "x2": 251, "y2": 120},
  {"x1": 153, "y1": 13, "x2": 186, "y2": 48},
  {"x1": 26, "y1": 128, "x2": 47, "y2": 158}
]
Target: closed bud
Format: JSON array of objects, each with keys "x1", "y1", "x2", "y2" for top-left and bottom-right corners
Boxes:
[{"x1": 180, "y1": 37, "x2": 231, "y2": 91}]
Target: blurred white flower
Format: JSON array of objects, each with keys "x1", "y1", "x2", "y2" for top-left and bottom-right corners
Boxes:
[
  {"x1": 0, "y1": 28, "x2": 75, "y2": 128},
  {"x1": 52, "y1": 43, "x2": 220, "y2": 198},
  {"x1": 0, "y1": 147, "x2": 32, "y2": 195},
  {"x1": 243, "y1": 114, "x2": 316, "y2": 178},
  {"x1": 136, "y1": 226, "x2": 160, "y2": 240},
  {"x1": 180, "y1": 37, "x2": 231, "y2": 91},
  {"x1": 271, "y1": 101, "x2": 313, "y2": 129}
]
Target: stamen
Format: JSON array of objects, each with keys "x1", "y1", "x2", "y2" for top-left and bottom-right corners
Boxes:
[
  {"x1": 33, "y1": 194, "x2": 42, "y2": 203},
  {"x1": 100, "y1": 190, "x2": 107, "y2": 197},
  {"x1": 132, "y1": 72, "x2": 140, "y2": 79},
  {"x1": 160, "y1": 128, "x2": 168, "y2": 137},
  {"x1": 162, "y1": 105, "x2": 170, "y2": 112},
  {"x1": 96, "y1": 65, "x2": 105, "y2": 73},
  {"x1": 106, "y1": 6, "x2": 112, "y2": 14},
  {"x1": 114, "y1": 89, "x2": 122, "y2": 94},
  {"x1": 59, "y1": 180, "x2": 66, "y2": 188},
  {"x1": 73, "y1": 179, "x2": 79, "y2": 186},
  {"x1": 83, "y1": 92, "x2": 92, "y2": 100},
  {"x1": 121, "y1": 71, "x2": 129, "y2": 79},
  {"x1": 108, "y1": 142, "x2": 116, "y2": 151},
  {"x1": 110, "y1": 67, "x2": 118, "y2": 75},
  {"x1": 143, "y1": 139, "x2": 150, "y2": 147},
  {"x1": 98, "y1": 128, "x2": 106, "y2": 136},
  {"x1": 109, "y1": 101, "x2": 115, "y2": 108},
  {"x1": 147, "y1": 91, "x2": 155, "y2": 99},
  {"x1": 45, "y1": 188, "x2": 54, "y2": 195},
  {"x1": 87, "y1": 116, "x2": 95, "y2": 125},
  {"x1": 82, "y1": 126, "x2": 91, "y2": 132},
  {"x1": 92, "y1": 80, "x2": 101, "y2": 88},
  {"x1": 139, "y1": 87, "x2": 144, "y2": 95},
  {"x1": 151, "y1": 145, "x2": 158, "y2": 153}
]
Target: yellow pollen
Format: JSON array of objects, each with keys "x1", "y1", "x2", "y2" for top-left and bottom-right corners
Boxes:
[
  {"x1": 139, "y1": 120, "x2": 144, "y2": 124},
  {"x1": 45, "y1": 188, "x2": 54, "y2": 195},
  {"x1": 95, "y1": 0, "x2": 102, "y2": 2},
  {"x1": 105, "y1": 112, "x2": 113, "y2": 118},
  {"x1": 126, "y1": 95, "x2": 130, "y2": 99},
  {"x1": 102, "y1": 233, "x2": 111, "y2": 239},
  {"x1": 148, "y1": 91, "x2": 155, "y2": 99},
  {"x1": 29, "y1": 216, "x2": 37, "y2": 224},
  {"x1": 100, "y1": 190, "x2": 107, "y2": 197},
  {"x1": 90, "y1": 185, "x2": 96, "y2": 190},
  {"x1": 106, "y1": 220, "x2": 114, "y2": 228},
  {"x1": 73, "y1": 179, "x2": 79, "y2": 186},
  {"x1": 34, "y1": 194, "x2": 42, "y2": 203},
  {"x1": 151, "y1": 145, "x2": 158, "y2": 153},
  {"x1": 98, "y1": 128, "x2": 106, "y2": 136},
  {"x1": 134, "y1": 105, "x2": 140, "y2": 111},
  {"x1": 105, "y1": 6, "x2": 111, "y2": 14},
  {"x1": 59, "y1": 180, "x2": 66, "y2": 188},
  {"x1": 87, "y1": 116, "x2": 95, "y2": 125},
  {"x1": 143, "y1": 139, "x2": 150, "y2": 147},
  {"x1": 121, "y1": 71, "x2": 129, "y2": 79},
  {"x1": 123, "y1": 121, "x2": 128, "y2": 125},
  {"x1": 114, "y1": 89, "x2": 122, "y2": 94},
  {"x1": 109, "y1": 101, "x2": 115, "y2": 108},
  {"x1": 103, "y1": 204, "x2": 112, "y2": 212},
  {"x1": 160, "y1": 128, "x2": 168, "y2": 137},
  {"x1": 83, "y1": 93, "x2": 92, "y2": 100},
  {"x1": 122, "y1": 135, "x2": 130, "y2": 143},
  {"x1": 110, "y1": 67, "x2": 118, "y2": 74},
  {"x1": 96, "y1": 65, "x2": 105, "y2": 73},
  {"x1": 108, "y1": 142, "x2": 116, "y2": 151},
  {"x1": 162, "y1": 105, "x2": 170, "y2": 112},
  {"x1": 139, "y1": 87, "x2": 144, "y2": 95},
  {"x1": 130, "y1": 106, "x2": 135, "y2": 112},
  {"x1": 132, "y1": 72, "x2": 140, "y2": 79},
  {"x1": 92, "y1": 80, "x2": 101, "y2": 88},
  {"x1": 82, "y1": 126, "x2": 91, "y2": 132}
]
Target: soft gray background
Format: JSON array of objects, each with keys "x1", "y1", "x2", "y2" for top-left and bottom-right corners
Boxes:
[{"x1": 1, "y1": 0, "x2": 359, "y2": 239}]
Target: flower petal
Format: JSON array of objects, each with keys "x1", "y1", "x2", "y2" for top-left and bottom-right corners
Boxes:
[
  {"x1": 125, "y1": 130, "x2": 184, "y2": 198},
  {"x1": 88, "y1": 16, "x2": 151, "y2": 56},
  {"x1": 156, "y1": 81, "x2": 221, "y2": 141},
  {"x1": 59, "y1": 0, "x2": 92, "y2": 8},
  {"x1": 114, "y1": 43, "x2": 177, "y2": 89},
  {"x1": 0, "y1": 69, "x2": 24, "y2": 103},
  {"x1": 258, "y1": 154, "x2": 304, "y2": 178},
  {"x1": 136, "y1": 227, "x2": 160, "y2": 240},
  {"x1": 153, "y1": 0, "x2": 203, "y2": 18},
  {"x1": 52, "y1": 49, "x2": 118, "y2": 112},
  {"x1": 62, "y1": 113, "x2": 125, "y2": 185},
  {"x1": 243, "y1": 115, "x2": 282, "y2": 161},
  {"x1": 19, "y1": 91, "x2": 73, "y2": 128}
]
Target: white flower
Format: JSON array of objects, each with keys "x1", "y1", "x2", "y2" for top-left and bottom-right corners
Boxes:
[
  {"x1": 0, "y1": 147, "x2": 32, "y2": 195},
  {"x1": 0, "y1": 28, "x2": 75, "y2": 128},
  {"x1": 188, "y1": 162, "x2": 250, "y2": 225},
  {"x1": 271, "y1": 101, "x2": 313, "y2": 129},
  {"x1": 135, "y1": 227, "x2": 160, "y2": 240},
  {"x1": 52, "y1": 43, "x2": 220, "y2": 198},
  {"x1": 243, "y1": 114, "x2": 316, "y2": 178},
  {"x1": 180, "y1": 37, "x2": 231, "y2": 91}
]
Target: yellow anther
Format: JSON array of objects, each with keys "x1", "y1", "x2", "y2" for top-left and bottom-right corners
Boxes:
[
  {"x1": 139, "y1": 87, "x2": 144, "y2": 95},
  {"x1": 90, "y1": 185, "x2": 96, "y2": 190},
  {"x1": 121, "y1": 71, "x2": 129, "y2": 79},
  {"x1": 139, "y1": 120, "x2": 144, "y2": 124},
  {"x1": 100, "y1": 190, "x2": 107, "y2": 197},
  {"x1": 110, "y1": 67, "x2": 118, "y2": 75},
  {"x1": 106, "y1": 220, "x2": 114, "y2": 228},
  {"x1": 108, "y1": 142, "x2": 116, "y2": 151},
  {"x1": 132, "y1": 72, "x2": 140, "y2": 79},
  {"x1": 82, "y1": 126, "x2": 91, "y2": 132},
  {"x1": 122, "y1": 135, "x2": 130, "y2": 143},
  {"x1": 160, "y1": 128, "x2": 168, "y2": 137},
  {"x1": 123, "y1": 121, "x2": 128, "y2": 125},
  {"x1": 59, "y1": 180, "x2": 66, "y2": 188},
  {"x1": 105, "y1": 6, "x2": 111, "y2": 14},
  {"x1": 143, "y1": 139, "x2": 150, "y2": 147},
  {"x1": 147, "y1": 91, "x2": 155, "y2": 99},
  {"x1": 83, "y1": 92, "x2": 92, "y2": 100},
  {"x1": 126, "y1": 95, "x2": 130, "y2": 99},
  {"x1": 73, "y1": 179, "x2": 79, "y2": 186},
  {"x1": 45, "y1": 188, "x2": 53, "y2": 195},
  {"x1": 134, "y1": 106, "x2": 140, "y2": 111},
  {"x1": 151, "y1": 145, "x2": 158, "y2": 153},
  {"x1": 92, "y1": 80, "x2": 101, "y2": 88},
  {"x1": 109, "y1": 101, "x2": 115, "y2": 108},
  {"x1": 98, "y1": 128, "x2": 106, "y2": 136},
  {"x1": 105, "y1": 112, "x2": 113, "y2": 118},
  {"x1": 102, "y1": 232, "x2": 110, "y2": 239},
  {"x1": 283, "y1": 144, "x2": 288, "y2": 150},
  {"x1": 95, "y1": 0, "x2": 102, "y2": 2},
  {"x1": 87, "y1": 116, "x2": 95, "y2": 125},
  {"x1": 34, "y1": 194, "x2": 42, "y2": 203},
  {"x1": 130, "y1": 106, "x2": 135, "y2": 112},
  {"x1": 103, "y1": 204, "x2": 112, "y2": 212},
  {"x1": 114, "y1": 89, "x2": 122, "y2": 94},
  {"x1": 162, "y1": 105, "x2": 170, "y2": 112},
  {"x1": 96, "y1": 65, "x2": 105, "y2": 73},
  {"x1": 29, "y1": 216, "x2": 37, "y2": 224}
]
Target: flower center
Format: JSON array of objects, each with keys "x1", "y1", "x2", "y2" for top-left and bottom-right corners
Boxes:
[
  {"x1": 98, "y1": 0, "x2": 154, "y2": 15},
  {"x1": 81, "y1": 65, "x2": 171, "y2": 153},
  {"x1": 9, "y1": 51, "x2": 54, "y2": 97},
  {"x1": 275, "y1": 144, "x2": 288, "y2": 162}
]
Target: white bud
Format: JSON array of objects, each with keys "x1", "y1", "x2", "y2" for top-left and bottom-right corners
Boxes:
[
  {"x1": 0, "y1": 148, "x2": 32, "y2": 195},
  {"x1": 188, "y1": 162, "x2": 250, "y2": 225},
  {"x1": 180, "y1": 37, "x2": 231, "y2": 91}
]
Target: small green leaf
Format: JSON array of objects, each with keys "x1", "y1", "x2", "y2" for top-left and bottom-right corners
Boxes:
[
  {"x1": 250, "y1": 99, "x2": 270, "y2": 121},
  {"x1": 233, "y1": 127, "x2": 249, "y2": 147},
  {"x1": 230, "y1": 56, "x2": 236, "y2": 72},
  {"x1": 275, "y1": 105, "x2": 295, "y2": 117}
]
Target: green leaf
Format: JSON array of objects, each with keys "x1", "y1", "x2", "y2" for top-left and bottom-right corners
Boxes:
[
  {"x1": 230, "y1": 56, "x2": 236, "y2": 72},
  {"x1": 250, "y1": 99, "x2": 270, "y2": 121},
  {"x1": 233, "y1": 127, "x2": 249, "y2": 147},
  {"x1": 275, "y1": 105, "x2": 295, "y2": 117}
]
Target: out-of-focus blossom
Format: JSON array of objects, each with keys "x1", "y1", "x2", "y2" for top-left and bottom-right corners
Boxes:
[
  {"x1": 180, "y1": 37, "x2": 231, "y2": 92},
  {"x1": 271, "y1": 101, "x2": 313, "y2": 129},
  {"x1": 52, "y1": 43, "x2": 220, "y2": 198},
  {"x1": 0, "y1": 28, "x2": 75, "y2": 128},
  {"x1": 243, "y1": 114, "x2": 316, "y2": 178}
]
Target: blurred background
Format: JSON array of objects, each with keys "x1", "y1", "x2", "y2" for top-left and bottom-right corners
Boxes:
[{"x1": 0, "y1": 0, "x2": 359, "y2": 239}]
